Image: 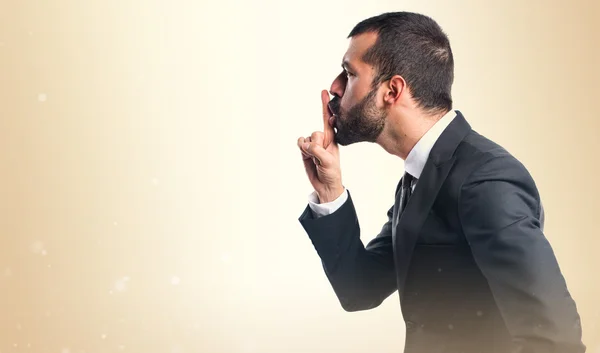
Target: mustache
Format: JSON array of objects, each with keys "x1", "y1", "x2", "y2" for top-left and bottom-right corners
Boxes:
[{"x1": 328, "y1": 96, "x2": 341, "y2": 116}]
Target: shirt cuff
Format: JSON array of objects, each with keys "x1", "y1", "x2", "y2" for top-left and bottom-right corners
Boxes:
[{"x1": 307, "y1": 188, "x2": 348, "y2": 218}]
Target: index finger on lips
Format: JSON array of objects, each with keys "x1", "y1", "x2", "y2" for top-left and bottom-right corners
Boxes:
[{"x1": 321, "y1": 90, "x2": 334, "y2": 149}]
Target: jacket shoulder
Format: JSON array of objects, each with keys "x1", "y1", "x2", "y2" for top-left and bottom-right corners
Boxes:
[
  {"x1": 453, "y1": 130, "x2": 529, "y2": 173},
  {"x1": 452, "y1": 130, "x2": 539, "y2": 198}
]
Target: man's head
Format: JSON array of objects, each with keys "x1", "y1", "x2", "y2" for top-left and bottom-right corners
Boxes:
[{"x1": 328, "y1": 12, "x2": 454, "y2": 147}]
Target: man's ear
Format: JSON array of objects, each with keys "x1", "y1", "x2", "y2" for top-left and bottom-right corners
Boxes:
[{"x1": 384, "y1": 75, "x2": 407, "y2": 105}]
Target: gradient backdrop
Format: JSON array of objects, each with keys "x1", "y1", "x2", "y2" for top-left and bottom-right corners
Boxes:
[{"x1": 1, "y1": 0, "x2": 599, "y2": 352}]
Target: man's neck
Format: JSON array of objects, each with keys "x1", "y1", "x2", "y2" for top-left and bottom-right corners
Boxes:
[{"x1": 377, "y1": 109, "x2": 448, "y2": 160}]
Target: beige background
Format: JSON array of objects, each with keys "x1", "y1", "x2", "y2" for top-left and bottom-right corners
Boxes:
[{"x1": 1, "y1": 0, "x2": 598, "y2": 352}]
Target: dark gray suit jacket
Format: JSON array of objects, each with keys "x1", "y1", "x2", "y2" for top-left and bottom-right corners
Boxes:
[{"x1": 298, "y1": 112, "x2": 585, "y2": 353}]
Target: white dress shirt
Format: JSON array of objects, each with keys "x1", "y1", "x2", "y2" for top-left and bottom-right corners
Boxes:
[{"x1": 308, "y1": 110, "x2": 457, "y2": 218}]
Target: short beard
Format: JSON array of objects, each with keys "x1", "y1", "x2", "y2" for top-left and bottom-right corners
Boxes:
[{"x1": 330, "y1": 88, "x2": 386, "y2": 146}]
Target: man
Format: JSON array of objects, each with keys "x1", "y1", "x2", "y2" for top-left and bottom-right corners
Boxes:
[{"x1": 297, "y1": 12, "x2": 585, "y2": 353}]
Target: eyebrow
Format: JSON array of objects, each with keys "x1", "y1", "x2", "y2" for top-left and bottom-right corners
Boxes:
[{"x1": 342, "y1": 60, "x2": 357, "y2": 73}]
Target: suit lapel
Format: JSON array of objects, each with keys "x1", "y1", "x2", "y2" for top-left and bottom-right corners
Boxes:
[
  {"x1": 392, "y1": 111, "x2": 472, "y2": 303},
  {"x1": 393, "y1": 157, "x2": 456, "y2": 302}
]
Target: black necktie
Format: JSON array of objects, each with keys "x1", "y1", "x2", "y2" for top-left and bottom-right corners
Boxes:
[{"x1": 399, "y1": 171, "x2": 414, "y2": 213}]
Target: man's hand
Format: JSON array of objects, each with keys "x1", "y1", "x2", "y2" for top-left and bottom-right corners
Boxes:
[{"x1": 297, "y1": 90, "x2": 344, "y2": 203}]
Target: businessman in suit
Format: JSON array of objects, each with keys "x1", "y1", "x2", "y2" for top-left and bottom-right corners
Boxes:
[{"x1": 297, "y1": 12, "x2": 585, "y2": 353}]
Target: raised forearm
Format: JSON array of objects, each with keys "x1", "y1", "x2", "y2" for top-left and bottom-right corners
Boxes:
[{"x1": 299, "y1": 192, "x2": 398, "y2": 311}]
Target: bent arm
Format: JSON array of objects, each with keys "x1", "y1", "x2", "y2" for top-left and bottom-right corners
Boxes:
[
  {"x1": 299, "y1": 190, "x2": 398, "y2": 312},
  {"x1": 459, "y1": 155, "x2": 585, "y2": 353}
]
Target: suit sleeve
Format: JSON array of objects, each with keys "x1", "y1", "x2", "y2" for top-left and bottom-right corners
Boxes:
[
  {"x1": 307, "y1": 188, "x2": 349, "y2": 218},
  {"x1": 298, "y1": 189, "x2": 399, "y2": 312},
  {"x1": 458, "y1": 155, "x2": 585, "y2": 353}
]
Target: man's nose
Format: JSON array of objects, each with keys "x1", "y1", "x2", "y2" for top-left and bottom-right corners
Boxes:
[{"x1": 329, "y1": 73, "x2": 346, "y2": 98}]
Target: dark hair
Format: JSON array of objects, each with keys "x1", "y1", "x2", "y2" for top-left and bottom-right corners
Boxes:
[{"x1": 348, "y1": 12, "x2": 454, "y2": 114}]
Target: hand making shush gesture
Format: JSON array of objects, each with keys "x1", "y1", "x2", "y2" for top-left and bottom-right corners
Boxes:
[{"x1": 297, "y1": 90, "x2": 344, "y2": 204}]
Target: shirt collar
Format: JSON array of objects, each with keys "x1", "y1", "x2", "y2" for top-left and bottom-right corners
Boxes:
[{"x1": 404, "y1": 110, "x2": 457, "y2": 179}]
